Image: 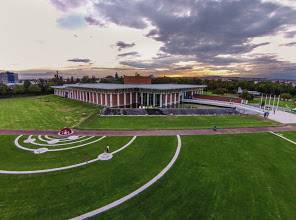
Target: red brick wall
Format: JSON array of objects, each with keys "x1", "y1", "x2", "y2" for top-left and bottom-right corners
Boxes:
[{"x1": 124, "y1": 76, "x2": 151, "y2": 84}]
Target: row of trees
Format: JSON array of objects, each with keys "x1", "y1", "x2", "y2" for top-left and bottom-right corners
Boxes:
[
  {"x1": 153, "y1": 77, "x2": 296, "y2": 96},
  {"x1": 0, "y1": 80, "x2": 53, "y2": 97}
]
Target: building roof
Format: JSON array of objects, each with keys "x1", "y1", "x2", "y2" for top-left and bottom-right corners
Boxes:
[{"x1": 52, "y1": 83, "x2": 206, "y2": 91}]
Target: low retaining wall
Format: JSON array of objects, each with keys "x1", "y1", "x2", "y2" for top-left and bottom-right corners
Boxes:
[{"x1": 101, "y1": 108, "x2": 238, "y2": 116}]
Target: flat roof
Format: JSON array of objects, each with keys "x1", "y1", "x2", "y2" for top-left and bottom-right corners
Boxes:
[{"x1": 52, "y1": 83, "x2": 206, "y2": 91}]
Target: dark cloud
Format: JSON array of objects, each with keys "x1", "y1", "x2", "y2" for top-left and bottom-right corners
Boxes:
[
  {"x1": 51, "y1": 0, "x2": 296, "y2": 78},
  {"x1": 116, "y1": 41, "x2": 136, "y2": 51},
  {"x1": 284, "y1": 30, "x2": 296, "y2": 38},
  {"x1": 280, "y1": 42, "x2": 296, "y2": 46},
  {"x1": 173, "y1": 66, "x2": 194, "y2": 71},
  {"x1": 68, "y1": 58, "x2": 91, "y2": 63},
  {"x1": 85, "y1": 16, "x2": 104, "y2": 26},
  {"x1": 118, "y1": 52, "x2": 140, "y2": 57},
  {"x1": 88, "y1": 0, "x2": 296, "y2": 66}
]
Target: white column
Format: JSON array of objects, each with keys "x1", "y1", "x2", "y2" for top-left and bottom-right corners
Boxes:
[
  {"x1": 272, "y1": 95, "x2": 276, "y2": 112},
  {"x1": 124, "y1": 93, "x2": 127, "y2": 107},
  {"x1": 105, "y1": 93, "x2": 107, "y2": 106},
  {"x1": 100, "y1": 93, "x2": 103, "y2": 105},
  {"x1": 136, "y1": 93, "x2": 138, "y2": 106},
  {"x1": 170, "y1": 93, "x2": 173, "y2": 105},
  {"x1": 117, "y1": 93, "x2": 120, "y2": 107},
  {"x1": 153, "y1": 93, "x2": 156, "y2": 107},
  {"x1": 276, "y1": 95, "x2": 280, "y2": 111},
  {"x1": 130, "y1": 92, "x2": 133, "y2": 107},
  {"x1": 147, "y1": 93, "x2": 149, "y2": 106},
  {"x1": 110, "y1": 94, "x2": 113, "y2": 107},
  {"x1": 175, "y1": 93, "x2": 177, "y2": 104},
  {"x1": 140, "y1": 92, "x2": 143, "y2": 106},
  {"x1": 165, "y1": 94, "x2": 168, "y2": 106},
  {"x1": 160, "y1": 94, "x2": 163, "y2": 107}
]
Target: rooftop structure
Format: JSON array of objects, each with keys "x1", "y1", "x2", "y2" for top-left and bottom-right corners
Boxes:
[{"x1": 123, "y1": 75, "x2": 151, "y2": 84}]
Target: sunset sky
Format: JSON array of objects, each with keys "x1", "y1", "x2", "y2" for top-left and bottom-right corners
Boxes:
[{"x1": 0, "y1": 0, "x2": 296, "y2": 79}]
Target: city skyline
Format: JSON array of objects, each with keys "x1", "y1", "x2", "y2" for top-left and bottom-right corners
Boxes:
[{"x1": 1, "y1": 0, "x2": 296, "y2": 79}]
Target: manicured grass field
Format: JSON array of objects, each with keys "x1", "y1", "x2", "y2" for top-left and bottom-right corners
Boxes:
[
  {"x1": 0, "y1": 135, "x2": 177, "y2": 219},
  {"x1": 79, "y1": 115, "x2": 277, "y2": 130},
  {"x1": 101, "y1": 133, "x2": 296, "y2": 219},
  {"x1": 0, "y1": 95, "x2": 278, "y2": 131},
  {"x1": 0, "y1": 95, "x2": 98, "y2": 130},
  {"x1": 0, "y1": 133, "x2": 295, "y2": 219}
]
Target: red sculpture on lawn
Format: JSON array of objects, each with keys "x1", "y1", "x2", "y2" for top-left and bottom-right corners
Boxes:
[{"x1": 58, "y1": 128, "x2": 74, "y2": 136}]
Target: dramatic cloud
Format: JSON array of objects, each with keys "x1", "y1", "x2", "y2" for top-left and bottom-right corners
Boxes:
[
  {"x1": 51, "y1": 0, "x2": 296, "y2": 60},
  {"x1": 85, "y1": 16, "x2": 104, "y2": 26},
  {"x1": 67, "y1": 58, "x2": 91, "y2": 63},
  {"x1": 118, "y1": 52, "x2": 140, "y2": 57},
  {"x1": 50, "y1": 0, "x2": 296, "y2": 78},
  {"x1": 280, "y1": 42, "x2": 296, "y2": 47},
  {"x1": 116, "y1": 41, "x2": 136, "y2": 51},
  {"x1": 284, "y1": 30, "x2": 296, "y2": 38}
]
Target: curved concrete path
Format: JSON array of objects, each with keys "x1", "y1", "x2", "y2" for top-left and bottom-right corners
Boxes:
[
  {"x1": 71, "y1": 135, "x2": 182, "y2": 220},
  {"x1": 0, "y1": 136, "x2": 136, "y2": 175},
  {"x1": 15, "y1": 136, "x2": 106, "y2": 152}
]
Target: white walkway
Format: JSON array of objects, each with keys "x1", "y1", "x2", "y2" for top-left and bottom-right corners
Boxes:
[
  {"x1": 268, "y1": 110, "x2": 296, "y2": 124},
  {"x1": 71, "y1": 135, "x2": 182, "y2": 220}
]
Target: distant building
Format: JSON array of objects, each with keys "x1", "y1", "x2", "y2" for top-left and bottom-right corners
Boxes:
[
  {"x1": 52, "y1": 83, "x2": 206, "y2": 108},
  {"x1": 237, "y1": 87, "x2": 261, "y2": 96},
  {"x1": 0, "y1": 72, "x2": 19, "y2": 84},
  {"x1": 123, "y1": 75, "x2": 152, "y2": 84}
]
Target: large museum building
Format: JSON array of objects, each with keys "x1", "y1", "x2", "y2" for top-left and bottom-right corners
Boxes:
[{"x1": 53, "y1": 76, "x2": 206, "y2": 108}]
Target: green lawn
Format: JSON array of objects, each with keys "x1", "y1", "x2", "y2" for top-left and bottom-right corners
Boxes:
[
  {"x1": 0, "y1": 95, "x2": 98, "y2": 130},
  {"x1": 0, "y1": 135, "x2": 177, "y2": 219},
  {"x1": 251, "y1": 97, "x2": 296, "y2": 110},
  {"x1": 79, "y1": 115, "x2": 277, "y2": 130},
  {"x1": 102, "y1": 133, "x2": 296, "y2": 220},
  {"x1": 0, "y1": 96, "x2": 278, "y2": 131},
  {"x1": 0, "y1": 133, "x2": 295, "y2": 219}
]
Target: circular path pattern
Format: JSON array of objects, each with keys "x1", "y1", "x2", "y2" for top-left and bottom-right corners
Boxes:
[{"x1": 0, "y1": 135, "x2": 136, "y2": 174}]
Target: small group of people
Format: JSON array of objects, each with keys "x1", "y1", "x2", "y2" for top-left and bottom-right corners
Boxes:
[{"x1": 263, "y1": 111, "x2": 270, "y2": 118}]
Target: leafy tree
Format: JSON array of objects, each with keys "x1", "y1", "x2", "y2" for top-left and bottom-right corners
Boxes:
[
  {"x1": 12, "y1": 85, "x2": 24, "y2": 95},
  {"x1": 213, "y1": 88, "x2": 227, "y2": 95},
  {"x1": 240, "y1": 91, "x2": 254, "y2": 101},
  {"x1": 0, "y1": 84, "x2": 9, "y2": 96},
  {"x1": 280, "y1": 93, "x2": 292, "y2": 100},
  {"x1": 23, "y1": 80, "x2": 31, "y2": 93},
  {"x1": 28, "y1": 84, "x2": 41, "y2": 94}
]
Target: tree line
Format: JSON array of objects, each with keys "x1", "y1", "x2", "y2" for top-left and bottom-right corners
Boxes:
[{"x1": 152, "y1": 77, "x2": 296, "y2": 97}]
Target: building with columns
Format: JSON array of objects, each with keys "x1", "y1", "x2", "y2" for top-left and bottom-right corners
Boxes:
[{"x1": 52, "y1": 83, "x2": 206, "y2": 108}]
